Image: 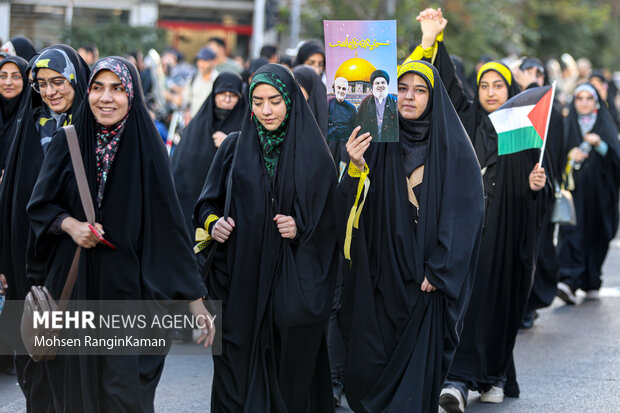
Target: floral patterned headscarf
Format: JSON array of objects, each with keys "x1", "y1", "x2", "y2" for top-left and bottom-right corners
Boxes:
[{"x1": 89, "y1": 57, "x2": 135, "y2": 206}]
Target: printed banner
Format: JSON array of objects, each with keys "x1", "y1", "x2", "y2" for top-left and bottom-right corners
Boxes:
[{"x1": 324, "y1": 20, "x2": 399, "y2": 143}]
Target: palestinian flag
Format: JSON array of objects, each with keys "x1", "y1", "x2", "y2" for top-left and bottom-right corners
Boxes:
[{"x1": 489, "y1": 85, "x2": 554, "y2": 156}]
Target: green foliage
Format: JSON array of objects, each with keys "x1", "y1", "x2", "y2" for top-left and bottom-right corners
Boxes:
[
  {"x1": 63, "y1": 17, "x2": 167, "y2": 57},
  {"x1": 300, "y1": 0, "x2": 620, "y2": 71}
]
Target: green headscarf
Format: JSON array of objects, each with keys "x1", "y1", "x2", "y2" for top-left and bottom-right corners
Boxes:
[{"x1": 250, "y1": 72, "x2": 292, "y2": 178}]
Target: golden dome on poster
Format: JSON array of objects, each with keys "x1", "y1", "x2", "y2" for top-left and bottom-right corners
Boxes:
[{"x1": 334, "y1": 57, "x2": 376, "y2": 82}]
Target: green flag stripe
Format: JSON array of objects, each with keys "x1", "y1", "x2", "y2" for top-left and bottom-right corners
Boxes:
[{"x1": 497, "y1": 126, "x2": 542, "y2": 156}]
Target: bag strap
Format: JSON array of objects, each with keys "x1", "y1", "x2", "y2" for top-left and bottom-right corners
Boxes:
[
  {"x1": 57, "y1": 125, "x2": 95, "y2": 304},
  {"x1": 64, "y1": 125, "x2": 95, "y2": 224}
]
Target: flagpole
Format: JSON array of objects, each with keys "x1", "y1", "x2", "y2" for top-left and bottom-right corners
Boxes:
[{"x1": 538, "y1": 81, "x2": 557, "y2": 166}]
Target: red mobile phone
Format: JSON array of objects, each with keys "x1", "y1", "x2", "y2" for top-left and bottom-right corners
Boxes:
[{"x1": 88, "y1": 224, "x2": 117, "y2": 250}]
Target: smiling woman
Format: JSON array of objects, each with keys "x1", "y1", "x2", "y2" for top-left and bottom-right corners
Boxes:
[
  {"x1": 0, "y1": 44, "x2": 90, "y2": 413},
  {"x1": 26, "y1": 56, "x2": 213, "y2": 412},
  {"x1": 88, "y1": 71, "x2": 129, "y2": 126}
]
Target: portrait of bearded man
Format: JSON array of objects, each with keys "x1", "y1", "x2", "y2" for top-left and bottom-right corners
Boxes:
[
  {"x1": 328, "y1": 76, "x2": 358, "y2": 142},
  {"x1": 356, "y1": 69, "x2": 399, "y2": 142}
]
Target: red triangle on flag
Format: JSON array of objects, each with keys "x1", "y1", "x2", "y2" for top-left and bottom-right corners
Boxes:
[{"x1": 527, "y1": 89, "x2": 553, "y2": 141}]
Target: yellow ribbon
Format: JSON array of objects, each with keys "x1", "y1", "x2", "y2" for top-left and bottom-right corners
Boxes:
[
  {"x1": 344, "y1": 163, "x2": 370, "y2": 262},
  {"x1": 194, "y1": 228, "x2": 211, "y2": 254},
  {"x1": 193, "y1": 214, "x2": 219, "y2": 254}
]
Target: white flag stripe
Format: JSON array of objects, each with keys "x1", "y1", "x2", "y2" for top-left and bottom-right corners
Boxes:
[{"x1": 488, "y1": 104, "x2": 536, "y2": 134}]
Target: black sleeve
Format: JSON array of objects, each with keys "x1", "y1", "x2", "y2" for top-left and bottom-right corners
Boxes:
[{"x1": 193, "y1": 132, "x2": 238, "y2": 229}]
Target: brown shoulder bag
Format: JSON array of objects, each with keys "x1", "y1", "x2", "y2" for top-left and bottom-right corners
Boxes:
[{"x1": 20, "y1": 125, "x2": 95, "y2": 361}]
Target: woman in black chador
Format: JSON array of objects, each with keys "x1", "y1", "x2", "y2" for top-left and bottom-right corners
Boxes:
[
  {"x1": 557, "y1": 84, "x2": 620, "y2": 304},
  {"x1": 293, "y1": 64, "x2": 328, "y2": 136},
  {"x1": 26, "y1": 57, "x2": 213, "y2": 412},
  {"x1": 338, "y1": 59, "x2": 484, "y2": 412},
  {"x1": 410, "y1": 10, "x2": 552, "y2": 410},
  {"x1": 194, "y1": 63, "x2": 338, "y2": 412},
  {"x1": 171, "y1": 72, "x2": 246, "y2": 233},
  {"x1": 0, "y1": 55, "x2": 28, "y2": 168},
  {"x1": 0, "y1": 45, "x2": 89, "y2": 413}
]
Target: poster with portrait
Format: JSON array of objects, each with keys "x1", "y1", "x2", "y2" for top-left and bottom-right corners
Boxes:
[{"x1": 324, "y1": 20, "x2": 399, "y2": 143}]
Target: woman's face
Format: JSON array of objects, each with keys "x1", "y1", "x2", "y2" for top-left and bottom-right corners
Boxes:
[
  {"x1": 304, "y1": 53, "x2": 325, "y2": 76},
  {"x1": 88, "y1": 70, "x2": 129, "y2": 126},
  {"x1": 574, "y1": 91, "x2": 597, "y2": 115},
  {"x1": 36, "y1": 68, "x2": 75, "y2": 113},
  {"x1": 478, "y1": 70, "x2": 508, "y2": 113},
  {"x1": 0, "y1": 62, "x2": 24, "y2": 99},
  {"x1": 398, "y1": 73, "x2": 430, "y2": 120},
  {"x1": 215, "y1": 91, "x2": 240, "y2": 110},
  {"x1": 252, "y1": 83, "x2": 287, "y2": 131}
]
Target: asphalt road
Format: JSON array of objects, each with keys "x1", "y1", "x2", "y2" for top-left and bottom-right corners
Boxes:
[{"x1": 2, "y1": 238, "x2": 620, "y2": 413}]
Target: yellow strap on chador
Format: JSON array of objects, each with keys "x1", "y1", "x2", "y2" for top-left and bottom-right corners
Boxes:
[
  {"x1": 344, "y1": 163, "x2": 370, "y2": 262},
  {"x1": 194, "y1": 228, "x2": 211, "y2": 254},
  {"x1": 477, "y1": 62, "x2": 512, "y2": 86},
  {"x1": 406, "y1": 165, "x2": 425, "y2": 208}
]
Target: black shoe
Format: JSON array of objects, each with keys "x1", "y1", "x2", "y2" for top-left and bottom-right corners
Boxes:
[
  {"x1": 332, "y1": 380, "x2": 344, "y2": 407},
  {"x1": 520, "y1": 310, "x2": 537, "y2": 329}
]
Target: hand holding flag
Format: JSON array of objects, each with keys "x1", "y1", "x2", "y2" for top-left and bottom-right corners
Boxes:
[{"x1": 489, "y1": 82, "x2": 557, "y2": 164}]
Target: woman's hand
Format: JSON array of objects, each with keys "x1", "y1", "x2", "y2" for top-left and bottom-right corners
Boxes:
[
  {"x1": 212, "y1": 217, "x2": 235, "y2": 243},
  {"x1": 274, "y1": 214, "x2": 297, "y2": 239},
  {"x1": 61, "y1": 217, "x2": 104, "y2": 248},
  {"x1": 0, "y1": 273, "x2": 7, "y2": 292},
  {"x1": 584, "y1": 133, "x2": 601, "y2": 147},
  {"x1": 569, "y1": 147, "x2": 588, "y2": 163},
  {"x1": 529, "y1": 163, "x2": 546, "y2": 191},
  {"x1": 346, "y1": 126, "x2": 372, "y2": 171},
  {"x1": 189, "y1": 299, "x2": 216, "y2": 348},
  {"x1": 212, "y1": 131, "x2": 228, "y2": 148},
  {"x1": 416, "y1": 8, "x2": 448, "y2": 48},
  {"x1": 421, "y1": 277, "x2": 437, "y2": 293}
]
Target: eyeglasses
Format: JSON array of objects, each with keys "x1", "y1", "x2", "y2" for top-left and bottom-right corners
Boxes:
[
  {"x1": 0, "y1": 74, "x2": 23, "y2": 82},
  {"x1": 32, "y1": 78, "x2": 68, "y2": 94},
  {"x1": 217, "y1": 91, "x2": 239, "y2": 100}
]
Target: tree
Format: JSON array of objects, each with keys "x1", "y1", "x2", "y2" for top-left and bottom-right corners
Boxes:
[
  {"x1": 63, "y1": 17, "x2": 167, "y2": 58},
  {"x1": 298, "y1": 0, "x2": 619, "y2": 71}
]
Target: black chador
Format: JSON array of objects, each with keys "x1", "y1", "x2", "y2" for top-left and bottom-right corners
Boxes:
[
  {"x1": 171, "y1": 72, "x2": 246, "y2": 233},
  {"x1": 0, "y1": 45, "x2": 90, "y2": 413},
  {"x1": 558, "y1": 84, "x2": 620, "y2": 294},
  {"x1": 337, "y1": 60, "x2": 484, "y2": 412},
  {"x1": 26, "y1": 57, "x2": 206, "y2": 412},
  {"x1": 0, "y1": 55, "x2": 29, "y2": 168},
  {"x1": 293, "y1": 64, "x2": 328, "y2": 136},
  {"x1": 194, "y1": 64, "x2": 338, "y2": 412},
  {"x1": 424, "y1": 40, "x2": 552, "y2": 396}
]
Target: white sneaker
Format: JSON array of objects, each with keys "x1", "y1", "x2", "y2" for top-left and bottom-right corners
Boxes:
[
  {"x1": 585, "y1": 290, "x2": 600, "y2": 300},
  {"x1": 480, "y1": 385, "x2": 504, "y2": 403},
  {"x1": 439, "y1": 387, "x2": 465, "y2": 413},
  {"x1": 557, "y1": 282, "x2": 578, "y2": 305}
]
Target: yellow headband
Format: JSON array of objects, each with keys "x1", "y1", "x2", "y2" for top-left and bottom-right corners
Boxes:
[
  {"x1": 477, "y1": 62, "x2": 512, "y2": 86},
  {"x1": 397, "y1": 60, "x2": 434, "y2": 88}
]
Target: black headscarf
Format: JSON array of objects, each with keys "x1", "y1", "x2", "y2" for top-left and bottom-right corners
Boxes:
[
  {"x1": 0, "y1": 45, "x2": 89, "y2": 301},
  {"x1": 194, "y1": 63, "x2": 337, "y2": 412},
  {"x1": 294, "y1": 40, "x2": 325, "y2": 67},
  {"x1": 1, "y1": 36, "x2": 37, "y2": 61},
  {"x1": 26, "y1": 56, "x2": 206, "y2": 412},
  {"x1": 471, "y1": 61, "x2": 522, "y2": 171},
  {"x1": 0, "y1": 56, "x2": 28, "y2": 167},
  {"x1": 397, "y1": 65, "x2": 433, "y2": 176},
  {"x1": 427, "y1": 42, "x2": 552, "y2": 394},
  {"x1": 337, "y1": 60, "x2": 484, "y2": 412},
  {"x1": 563, "y1": 83, "x2": 620, "y2": 242},
  {"x1": 171, "y1": 72, "x2": 246, "y2": 233},
  {"x1": 293, "y1": 64, "x2": 328, "y2": 136}
]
